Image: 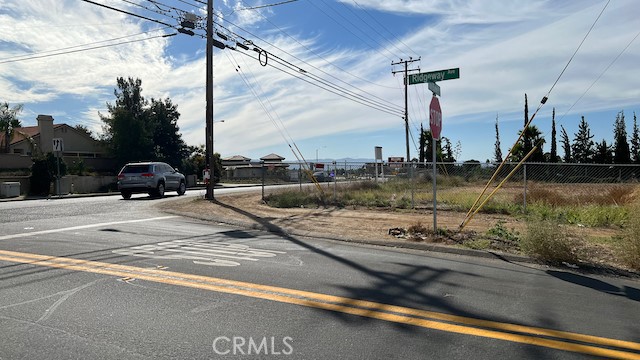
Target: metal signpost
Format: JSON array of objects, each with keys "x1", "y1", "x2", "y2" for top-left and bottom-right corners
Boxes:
[
  {"x1": 53, "y1": 138, "x2": 64, "y2": 196},
  {"x1": 429, "y1": 96, "x2": 442, "y2": 232},
  {"x1": 408, "y1": 67, "x2": 459, "y2": 232}
]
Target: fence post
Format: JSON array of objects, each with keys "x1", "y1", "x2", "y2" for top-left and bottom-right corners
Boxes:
[
  {"x1": 261, "y1": 160, "x2": 265, "y2": 201},
  {"x1": 523, "y1": 163, "x2": 527, "y2": 212},
  {"x1": 410, "y1": 161, "x2": 415, "y2": 209}
]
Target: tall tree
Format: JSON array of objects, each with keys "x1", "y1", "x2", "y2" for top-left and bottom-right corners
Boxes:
[
  {"x1": 100, "y1": 77, "x2": 152, "y2": 164},
  {"x1": 418, "y1": 124, "x2": 426, "y2": 163},
  {"x1": 560, "y1": 125, "x2": 572, "y2": 162},
  {"x1": 100, "y1": 77, "x2": 187, "y2": 169},
  {"x1": 631, "y1": 112, "x2": 640, "y2": 164},
  {"x1": 0, "y1": 102, "x2": 23, "y2": 153},
  {"x1": 572, "y1": 116, "x2": 595, "y2": 163},
  {"x1": 549, "y1": 108, "x2": 559, "y2": 162},
  {"x1": 593, "y1": 139, "x2": 613, "y2": 164},
  {"x1": 441, "y1": 137, "x2": 455, "y2": 162},
  {"x1": 613, "y1": 110, "x2": 631, "y2": 164},
  {"x1": 494, "y1": 114, "x2": 502, "y2": 163},
  {"x1": 148, "y1": 97, "x2": 187, "y2": 168}
]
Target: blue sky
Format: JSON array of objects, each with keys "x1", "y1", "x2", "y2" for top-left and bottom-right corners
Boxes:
[{"x1": 1, "y1": 0, "x2": 639, "y2": 163}]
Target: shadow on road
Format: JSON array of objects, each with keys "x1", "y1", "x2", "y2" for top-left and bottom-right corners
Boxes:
[{"x1": 547, "y1": 270, "x2": 640, "y2": 302}]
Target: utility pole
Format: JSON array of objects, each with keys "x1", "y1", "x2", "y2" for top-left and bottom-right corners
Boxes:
[
  {"x1": 392, "y1": 57, "x2": 420, "y2": 164},
  {"x1": 205, "y1": 0, "x2": 214, "y2": 200}
]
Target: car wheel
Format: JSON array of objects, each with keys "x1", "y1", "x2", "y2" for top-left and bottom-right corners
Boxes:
[
  {"x1": 156, "y1": 182, "x2": 165, "y2": 198},
  {"x1": 177, "y1": 181, "x2": 186, "y2": 195},
  {"x1": 121, "y1": 191, "x2": 132, "y2": 200}
]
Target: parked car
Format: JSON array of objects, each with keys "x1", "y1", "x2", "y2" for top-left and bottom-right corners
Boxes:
[{"x1": 117, "y1": 162, "x2": 186, "y2": 199}]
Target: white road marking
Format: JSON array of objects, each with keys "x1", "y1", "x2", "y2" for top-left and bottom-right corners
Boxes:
[
  {"x1": 112, "y1": 240, "x2": 286, "y2": 267},
  {"x1": 0, "y1": 216, "x2": 178, "y2": 241}
]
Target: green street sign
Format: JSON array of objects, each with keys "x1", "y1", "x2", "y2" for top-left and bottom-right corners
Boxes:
[{"x1": 408, "y1": 68, "x2": 459, "y2": 85}]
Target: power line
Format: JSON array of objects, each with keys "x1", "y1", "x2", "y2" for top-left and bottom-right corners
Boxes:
[
  {"x1": 305, "y1": 0, "x2": 395, "y2": 62},
  {"x1": 237, "y1": 0, "x2": 403, "y2": 104},
  {"x1": 351, "y1": 0, "x2": 418, "y2": 57},
  {"x1": 544, "y1": 0, "x2": 611, "y2": 101},
  {"x1": 336, "y1": 0, "x2": 412, "y2": 59},
  {"x1": 80, "y1": 0, "x2": 174, "y2": 28},
  {"x1": 0, "y1": 28, "x2": 169, "y2": 62},
  {"x1": 212, "y1": 17, "x2": 403, "y2": 115},
  {"x1": 0, "y1": 33, "x2": 174, "y2": 65},
  {"x1": 556, "y1": 28, "x2": 640, "y2": 124}
]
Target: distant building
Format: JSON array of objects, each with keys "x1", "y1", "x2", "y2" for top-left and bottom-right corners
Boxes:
[{"x1": 221, "y1": 153, "x2": 289, "y2": 179}]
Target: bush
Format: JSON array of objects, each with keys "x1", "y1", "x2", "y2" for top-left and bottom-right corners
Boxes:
[
  {"x1": 29, "y1": 153, "x2": 66, "y2": 195},
  {"x1": 619, "y1": 204, "x2": 640, "y2": 270},
  {"x1": 265, "y1": 191, "x2": 317, "y2": 208},
  {"x1": 520, "y1": 219, "x2": 579, "y2": 265}
]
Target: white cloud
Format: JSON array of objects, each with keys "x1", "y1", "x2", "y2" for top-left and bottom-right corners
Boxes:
[{"x1": 2, "y1": 0, "x2": 639, "y2": 162}]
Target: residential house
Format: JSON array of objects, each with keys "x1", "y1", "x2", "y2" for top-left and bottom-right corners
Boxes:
[{"x1": 0, "y1": 115, "x2": 115, "y2": 172}]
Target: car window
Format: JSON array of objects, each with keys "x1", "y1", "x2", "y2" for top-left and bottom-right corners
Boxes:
[{"x1": 122, "y1": 165, "x2": 150, "y2": 174}]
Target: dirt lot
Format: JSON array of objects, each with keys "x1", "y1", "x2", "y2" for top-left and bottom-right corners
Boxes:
[{"x1": 161, "y1": 190, "x2": 620, "y2": 246}]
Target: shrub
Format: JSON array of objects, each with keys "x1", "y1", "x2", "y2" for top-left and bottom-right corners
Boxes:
[
  {"x1": 619, "y1": 204, "x2": 640, "y2": 270},
  {"x1": 520, "y1": 219, "x2": 579, "y2": 265},
  {"x1": 265, "y1": 191, "x2": 317, "y2": 208}
]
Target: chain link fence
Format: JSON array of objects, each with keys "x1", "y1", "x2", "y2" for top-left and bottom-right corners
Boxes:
[{"x1": 237, "y1": 161, "x2": 640, "y2": 208}]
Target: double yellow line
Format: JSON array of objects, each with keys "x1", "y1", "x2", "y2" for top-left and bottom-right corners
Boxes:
[{"x1": 1, "y1": 249, "x2": 639, "y2": 359}]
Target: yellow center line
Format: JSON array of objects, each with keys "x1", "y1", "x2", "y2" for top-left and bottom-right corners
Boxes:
[{"x1": 1, "y1": 249, "x2": 639, "y2": 359}]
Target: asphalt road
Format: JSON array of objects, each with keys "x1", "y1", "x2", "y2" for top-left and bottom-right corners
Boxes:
[{"x1": 1, "y1": 189, "x2": 640, "y2": 359}]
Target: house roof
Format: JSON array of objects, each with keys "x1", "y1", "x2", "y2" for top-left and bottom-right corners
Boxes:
[
  {"x1": 260, "y1": 153, "x2": 285, "y2": 161},
  {"x1": 3, "y1": 124, "x2": 64, "y2": 146},
  {"x1": 223, "y1": 155, "x2": 252, "y2": 162}
]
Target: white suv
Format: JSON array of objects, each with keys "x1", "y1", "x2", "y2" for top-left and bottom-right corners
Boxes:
[{"x1": 117, "y1": 162, "x2": 186, "y2": 199}]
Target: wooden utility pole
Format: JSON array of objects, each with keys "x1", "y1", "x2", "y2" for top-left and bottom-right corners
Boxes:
[
  {"x1": 391, "y1": 57, "x2": 420, "y2": 163},
  {"x1": 205, "y1": 0, "x2": 214, "y2": 200}
]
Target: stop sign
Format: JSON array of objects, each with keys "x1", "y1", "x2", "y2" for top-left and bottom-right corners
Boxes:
[{"x1": 429, "y1": 95, "x2": 442, "y2": 140}]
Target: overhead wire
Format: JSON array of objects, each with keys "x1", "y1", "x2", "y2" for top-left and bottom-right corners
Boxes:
[
  {"x1": 80, "y1": 0, "x2": 174, "y2": 28},
  {"x1": 336, "y1": 0, "x2": 412, "y2": 59},
  {"x1": 0, "y1": 28, "x2": 170, "y2": 63},
  {"x1": 351, "y1": 0, "x2": 419, "y2": 57},
  {"x1": 304, "y1": 0, "x2": 395, "y2": 62},
  {"x1": 0, "y1": 33, "x2": 174, "y2": 65},
  {"x1": 238, "y1": 0, "x2": 400, "y2": 91},
  {"x1": 211, "y1": 17, "x2": 403, "y2": 116}
]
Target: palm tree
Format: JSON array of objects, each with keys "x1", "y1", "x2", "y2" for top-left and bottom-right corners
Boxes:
[{"x1": 0, "y1": 102, "x2": 23, "y2": 153}]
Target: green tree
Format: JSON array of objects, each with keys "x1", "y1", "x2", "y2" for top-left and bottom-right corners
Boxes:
[
  {"x1": 148, "y1": 97, "x2": 187, "y2": 168},
  {"x1": 74, "y1": 124, "x2": 95, "y2": 140},
  {"x1": 511, "y1": 125, "x2": 545, "y2": 162},
  {"x1": 494, "y1": 114, "x2": 502, "y2": 163},
  {"x1": 560, "y1": 125, "x2": 572, "y2": 162},
  {"x1": 441, "y1": 137, "x2": 455, "y2": 162},
  {"x1": 29, "y1": 152, "x2": 67, "y2": 195},
  {"x1": 593, "y1": 139, "x2": 613, "y2": 164},
  {"x1": 100, "y1": 77, "x2": 188, "y2": 169},
  {"x1": 572, "y1": 116, "x2": 595, "y2": 163},
  {"x1": 613, "y1": 110, "x2": 631, "y2": 164},
  {"x1": 631, "y1": 112, "x2": 640, "y2": 164},
  {"x1": 0, "y1": 102, "x2": 23, "y2": 153},
  {"x1": 549, "y1": 108, "x2": 560, "y2": 163},
  {"x1": 100, "y1": 77, "x2": 152, "y2": 165}
]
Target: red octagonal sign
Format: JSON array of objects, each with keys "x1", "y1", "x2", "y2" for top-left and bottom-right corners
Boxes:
[{"x1": 429, "y1": 95, "x2": 442, "y2": 140}]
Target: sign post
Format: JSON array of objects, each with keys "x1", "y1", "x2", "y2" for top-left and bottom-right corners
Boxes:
[
  {"x1": 429, "y1": 97, "x2": 442, "y2": 232},
  {"x1": 408, "y1": 66, "x2": 459, "y2": 232},
  {"x1": 52, "y1": 138, "x2": 64, "y2": 196}
]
